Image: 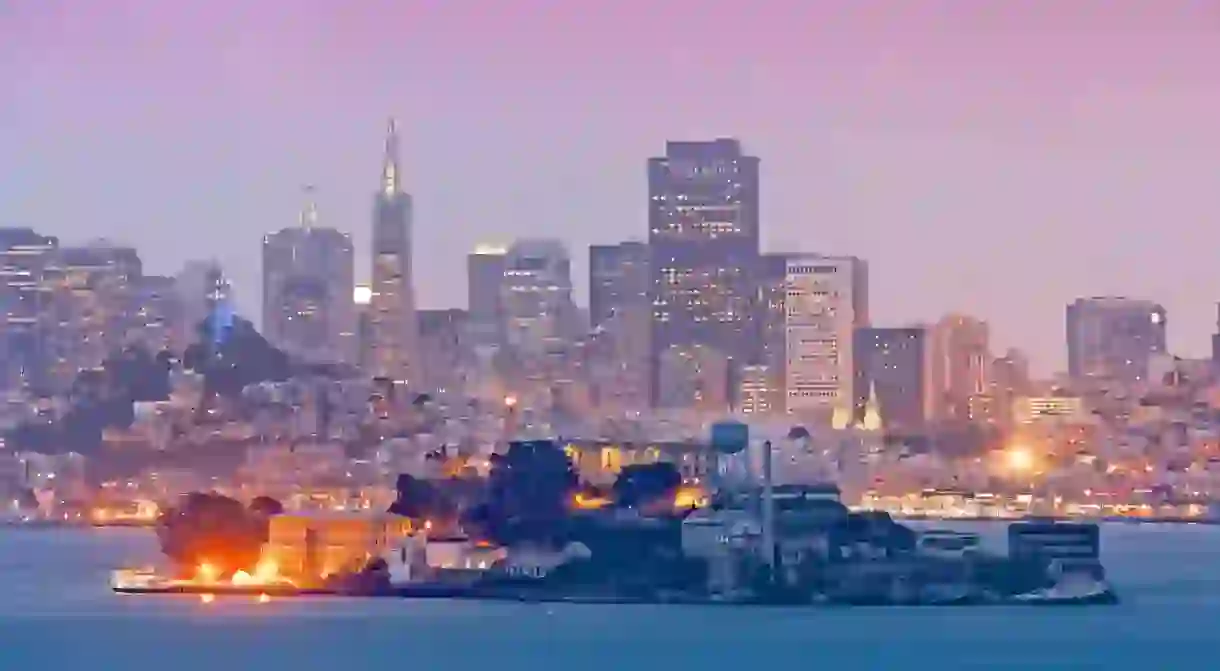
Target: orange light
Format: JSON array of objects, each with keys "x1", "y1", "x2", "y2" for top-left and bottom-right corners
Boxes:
[
  {"x1": 196, "y1": 562, "x2": 219, "y2": 583},
  {"x1": 257, "y1": 593, "x2": 270, "y2": 604},
  {"x1": 674, "y1": 485, "x2": 708, "y2": 510},
  {"x1": 571, "y1": 492, "x2": 611, "y2": 510},
  {"x1": 200, "y1": 593, "x2": 214, "y2": 604},
  {"x1": 253, "y1": 558, "x2": 279, "y2": 582}
]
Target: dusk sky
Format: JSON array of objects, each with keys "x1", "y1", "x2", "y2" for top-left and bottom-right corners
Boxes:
[{"x1": 3, "y1": 0, "x2": 1219, "y2": 373}]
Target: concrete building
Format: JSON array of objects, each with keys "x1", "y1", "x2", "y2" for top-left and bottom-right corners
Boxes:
[
  {"x1": 262, "y1": 187, "x2": 356, "y2": 364},
  {"x1": 417, "y1": 308, "x2": 470, "y2": 394},
  {"x1": 129, "y1": 274, "x2": 186, "y2": 354},
  {"x1": 1066, "y1": 297, "x2": 1167, "y2": 386},
  {"x1": 648, "y1": 139, "x2": 761, "y2": 404},
  {"x1": 467, "y1": 244, "x2": 508, "y2": 349},
  {"x1": 0, "y1": 228, "x2": 59, "y2": 392},
  {"x1": 588, "y1": 241, "x2": 651, "y2": 406},
  {"x1": 853, "y1": 326, "x2": 931, "y2": 431},
  {"x1": 783, "y1": 255, "x2": 869, "y2": 425},
  {"x1": 55, "y1": 242, "x2": 143, "y2": 377},
  {"x1": 501, "y1": 239, "x2": 577, "y2": 356},
  {"x1": 657, "y1": 343, "x2": 730, "y2": 413},
  {"x1": 929, "y1": 314, "x2": 992, "y2": 424}
]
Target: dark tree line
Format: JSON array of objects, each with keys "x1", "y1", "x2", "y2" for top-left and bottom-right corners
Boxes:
[{"x1": 388, "y1": 440, "x2": 688, "y2": 548}]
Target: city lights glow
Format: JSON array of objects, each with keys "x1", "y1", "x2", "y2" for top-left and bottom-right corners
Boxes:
[{"x1": 1005, "y1": 446, "x2": 1035, "y2": 472}]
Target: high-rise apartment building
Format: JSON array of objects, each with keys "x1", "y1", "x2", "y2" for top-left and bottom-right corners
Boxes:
[
  {"x1": 853, "y1": 327, "x2": 931, "y2": 431},
  {"x1": 1066, "y1": 297, "x2": 1167, "y2": 386},
  {"x1": 783, "y1": 255, "x2": 869, "y2": 424},
  {"x1": 501, "y1": 239, "x2": 577, "y2": 356},
  {"x1": 929, "y1": 314, "x2": 992, "y2": 423},
  {"x1": 588, "y1": 241, "x2": 651, "y2": 405},
  {"x1": 368, "y1": 119, "x2": 420, "y2": 384},
  {"x1": 756, "y1": 252, "x2": 789, "y2": 408},
  {"x1": 262, "y1": 188, "x2": 356, "y2": 364},
  {"x1": 589, "y1": 241, "x2": 649, "y2": 330},
  {"x1": 648, "y1": 139, "x2": 760, "y2": 404},
  {"x1": 656, "y1": 343, "x2": 730, "y2": 412},
  {"x1": 129, "y1": 275, "x2": 186, "y2": 354},
  {"x1": 989, "y1": 348, "x2": 1032, "y2": 430},
  {"x1": 56, "y1": 242, "x2": 143, "y2": 376},
  {"x1": 0, "y1": 228, "x2": 59, "y2": 392},
  {"x1": 467, "y1": 244, "x2": 507, "y2": 348},
  {"x1": 417, "y1": 308, "x2": 470, "y2": 394}
]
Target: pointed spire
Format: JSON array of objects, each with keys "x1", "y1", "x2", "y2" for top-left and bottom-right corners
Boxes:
[
  {"x1": 863, "y1": 380, "x2": 882, "y2": 432},
  {"x1": 381, "y1": 117, "x2": 400, "y2": 197},
  {"x1": 299, "y1": 184, "x2": 319, "y2": 228}
]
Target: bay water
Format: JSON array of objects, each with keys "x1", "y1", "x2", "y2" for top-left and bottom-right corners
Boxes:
[{"x1": 0, "y1": 523, "x2": 1215, "y2": 669}]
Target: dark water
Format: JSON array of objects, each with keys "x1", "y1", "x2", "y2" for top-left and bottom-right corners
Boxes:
[{"x1": 0, "y1": 523, "x2": 1216, "y2": 670}]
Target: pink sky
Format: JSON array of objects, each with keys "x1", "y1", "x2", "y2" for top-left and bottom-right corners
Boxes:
[{"x1": 3, "y1": 0, "x2": 1220, "y2": 372}]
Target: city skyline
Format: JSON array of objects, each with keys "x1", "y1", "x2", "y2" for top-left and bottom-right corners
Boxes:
[{"x1": 5, "y1": 1, "x2": 1220, "y2": 373}]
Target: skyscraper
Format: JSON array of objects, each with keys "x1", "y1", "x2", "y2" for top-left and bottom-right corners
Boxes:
[
  {"x1": 589, "y1": 241, "x2": 649, "y2": 330},
  {"x1": 368, "y1": 119, "x2": 420, "y2": 383},
  {"x1": 56, "y1": 241, "x2": 143, "y2": 375},
  {"x1": 783, "y1": 255, "x2": 869, "y2": 425},
  {"x1": 647, "y1": 139, "x2": 760, "y2": 404},
  {"x1": 501, "y1": 239, "x2": 577, "y2": 355},
  {"x1": 1066, "y1": 297, "x2": 1167, "y2": 385},
  {"x1": 262, "y1": 187, "x2": 356, "y2": 364},
  {"x1": 467, "y1": 244, "x2": 508, "y2": 348},
  {"x1": 929, "y1": 314, "x2": 992, "y2": 423},
  {"x1": 853, "y1": 327, "x2": 931, "y2": 431},
  {"x1": 588, "y1": 241, "x2": 651, "y2": 407},
  {"x1": 0, "y1": 228, "x2": 58, "y2": 392}
]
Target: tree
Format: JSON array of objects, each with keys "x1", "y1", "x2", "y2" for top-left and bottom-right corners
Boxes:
[
  {"x1": 388, "y1": 473, "x2": 450, "y2": 520},
  {"x1": 156, "y1": 492, "x2": 265, "y2": 577},
  {"x1": 249, "y1": 495, "x2": 284, "y2": 517},
  {"x1": 612, "y1": 462, "x2": 682, "y2": 509},
  {"x1": 476, "y1": 439, "x2": 579, "y2": 546}
]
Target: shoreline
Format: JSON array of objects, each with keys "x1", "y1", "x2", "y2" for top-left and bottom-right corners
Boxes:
[{"x1": 111, "y1": 581, "x2": 1120, "y2": 607}]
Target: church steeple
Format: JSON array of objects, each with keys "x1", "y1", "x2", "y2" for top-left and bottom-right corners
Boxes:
[
  {"x1": 381, "y1": 117, "x2": 401, "y2": 197},
  {"x1": 299, "y1": 185, "x2": 319, "y2": 228},
  {"x1": 861, "y1": 381, "x2": 882, "y2": 432}
]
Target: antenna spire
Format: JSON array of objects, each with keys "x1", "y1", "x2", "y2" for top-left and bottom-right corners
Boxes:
[
  {"x1": 300, "y1": 184, "x2": 319, "y2": 228},
  {"x1": 381, "y1": 118, "x2": 400, "y2": 197}
]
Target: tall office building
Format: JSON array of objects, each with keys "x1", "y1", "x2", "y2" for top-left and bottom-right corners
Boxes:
[
  {"x1": 262, "y1": 187, "x2": 357, "y2": 364},
  {"x1": 929, "y1": 314, "x2": 992, "y2": 423},
  {"x1": 589, "y1": 241, "x2": 649, "y2": 330},
  {"x1": 754, "y1": 252, "x2": 789, "y2": 410},
  {"x1": 368, "y1": 118, "x2": 420, "y2": 383},
  {"x1": 467, "y1": 244, "x2": 508, "y2": 348},
  {"x1": 648, "y1": 139, "x2": 760, "y2": 404},
  {"x1": 129, "y1": 274, "x2": 186, "y2": 354},
  {"x1": 989, "y1": 348, "x2": 1032, "y2": 430},
  {"x1": 853, "y1": 327, "x2": 931, "y2": 431},
  {"x1": 588, "y1": 241, "x2": 651, "y2": 407},
  {"x1": 1066, "y1": 297, "x2": 1167, "y2": 385},
  {"x1": 417, "y1": 308, "x2": 470, "y2": 394},
  {"x1": 175, "y1": 259, "x2": 218, "y2": 334},
  {"x1": 56, "y1": 242, "x2": 143, "y2": 375},
  {"x1": 0, "y1": 228, "x2": 59, "y2": 392},
  {"x1": 353, "y1": 284, "x2": 373, "y2": 372},
  {"x1": 501, "y1": 239, "x2": 577, "y2": 355},
  {"x1": 783, "y1": 255, "x2": 869, "y2": 425}
]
